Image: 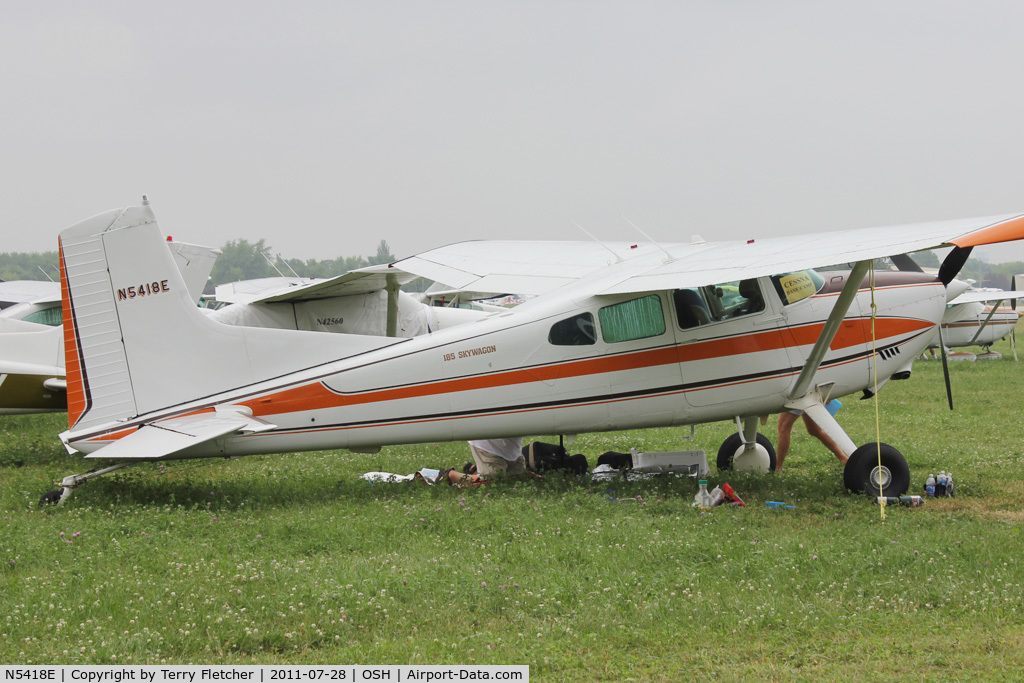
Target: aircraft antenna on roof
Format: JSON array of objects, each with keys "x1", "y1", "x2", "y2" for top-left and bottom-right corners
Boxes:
[
  {"x1": 37, "y1": 265, "x2": 55, "y2": 282},
  {"x1": 262, "y1": 250, "x2": 287, "y2": 278},
  {"x1": 621, "y1": 214, "x2": 676, "y2": 263},
  {"x1": 278, "y1": 254, "x2": 301, "y2": 278},
  {"x1": 572, "y1": 220, "x2": 623, "y2": 263}
]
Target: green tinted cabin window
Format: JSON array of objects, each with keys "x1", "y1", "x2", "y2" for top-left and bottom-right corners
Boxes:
[
  {"x1": 548, "y1": 313, "x2": 596, "y2": 345},
  {"x1": 22, "y1": 307, "x2": 63, "y2": 326},
  {"x1": 599, "y1": 295, "x2": 665, "y2": 343}
]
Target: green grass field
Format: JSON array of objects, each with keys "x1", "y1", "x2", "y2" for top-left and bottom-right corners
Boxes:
[{"x1": 3, "y1": 336, "x2": 1024, "y2": 681}]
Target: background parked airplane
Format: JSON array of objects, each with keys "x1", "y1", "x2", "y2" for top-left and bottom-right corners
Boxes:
[
  {"x1": 923, "y1": 286, "x2": 1023, "y2": 360},
  {"x1": 0, "y1": 237, "x2": 218, "y2": 415}
]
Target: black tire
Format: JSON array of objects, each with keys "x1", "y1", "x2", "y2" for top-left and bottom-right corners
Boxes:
[
  {"x1": 843, "y1": 442, "x2": 910, "y2": 496},
  {"x1": 717, "y1": 432, "x2": 777, "y2": 472},
  {"x1": 39, "y1": 489, "x2": 63, "y2": 506}
]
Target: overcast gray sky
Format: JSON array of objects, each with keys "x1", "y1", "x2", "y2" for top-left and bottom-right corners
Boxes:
[{"x1": 4, "y1": 1, "x2": 1024, "y2": 264}]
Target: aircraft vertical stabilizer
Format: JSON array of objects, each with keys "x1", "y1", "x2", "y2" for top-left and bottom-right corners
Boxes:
[
  {"x1": 60, "y1": 207, "x2": 149, "y2": 430},
  {"x1": 60, "y1": 201, "x2": 400, "y2": 433}
]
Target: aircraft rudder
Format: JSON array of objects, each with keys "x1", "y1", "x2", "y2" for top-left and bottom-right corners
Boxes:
[{"x1": 58, "y1": 235, "x2": 89, "y2": 429}]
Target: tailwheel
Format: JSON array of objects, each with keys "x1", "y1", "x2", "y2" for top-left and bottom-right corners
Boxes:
[
  {"x1": 843, "y1": 442, "x2": 910, "y2": 497},
  {"x1": 39, "y1": 488, "x2": 72, "y2": 506},
  {"x1": 717, "y1": 433, "x2": 777, "y2": 473},
  {"x1": 40, "y1": 490, "x2": 62, "y2": 505},
  {"x1": 38, "y1": 462, "x2": 134, "y2": 506}
]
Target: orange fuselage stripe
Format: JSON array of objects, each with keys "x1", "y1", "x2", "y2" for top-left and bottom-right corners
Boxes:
[{"x1": 241, "y1": 316, "x2": 932, "y2": 419}]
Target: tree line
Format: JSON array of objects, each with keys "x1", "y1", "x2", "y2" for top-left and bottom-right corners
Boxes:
[
  {"x1": 209, "y1": 238, "x2": 396, "y2": 288},
  {"x1": 0, "y1": 238, "x2": 398, "y2": 291},
  {"x1": 3, "y1": 243, "x2": 1024, "y2": 291}
]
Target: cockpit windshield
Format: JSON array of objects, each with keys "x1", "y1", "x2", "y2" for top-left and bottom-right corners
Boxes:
[{"x1": 770, "y1": 269, "x2": 825, "y2": 305}]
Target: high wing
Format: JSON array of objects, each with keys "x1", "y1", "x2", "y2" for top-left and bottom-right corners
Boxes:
[
  {"x1": 391, "y1": 213, "x2": 1024, "y2": 295},
  {"x1": 0, "y1": 319, "x2": 64, "y2": 368},
  {"x1": 948, "y1": 290, "x2": 1024, "y2": 305},
  {"x1": 215, "y1": 267, "x2": 422, "y2": 305},
  {"x1": 0, "y1": 281, "x2": 61, "y2": 308},
  {"x1": 214, "y1": 277, "x2": 313, "y2": 304},
  {"x1": 395, "y1": 240, "x2": 644, "y2": 296}
]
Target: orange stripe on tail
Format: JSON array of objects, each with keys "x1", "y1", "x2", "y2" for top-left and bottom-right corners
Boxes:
[{"x1": 59, "y1": 237, "x2": 88, "y2": 429}]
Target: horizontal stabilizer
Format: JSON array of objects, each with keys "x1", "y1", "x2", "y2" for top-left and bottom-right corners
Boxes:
[{"x1": 84, "y1": 412, "x2": 277, "y2": 460}]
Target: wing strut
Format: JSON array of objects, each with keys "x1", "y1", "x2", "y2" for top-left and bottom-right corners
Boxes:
[
  {"x1": 385, "y1": 274, "x2": 400, "y2": 337},
  {"x1": 967, "y1": 300, "x2": 1004, "y2": 346},
  {"x1": 788, "y1": 260, "x2": 871, "y2": 401},
  {"x1": 782, "y1": 260, "x2": 873, "y2": 457}
]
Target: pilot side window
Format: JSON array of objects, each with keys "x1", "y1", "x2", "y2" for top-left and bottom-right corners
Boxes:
[
  {"x1": 548, "y1": 313, "x2": 596, "y2": 346},
  {"x1": 599, "y1": 295, "x2": 666, "y2": 343},
  {"x1": 673, "y1": 279, "x2": 765, "y2": 329}
]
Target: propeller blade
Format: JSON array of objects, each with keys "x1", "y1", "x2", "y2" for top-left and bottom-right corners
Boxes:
[
  {"x1": 1012, "y1": 276, "x2": 1020, "y2": 362},
  {"x1": 938, "y1": 246, "x2": 974, "y2": 286},
  {"x1": 937, "y1": 324, "x2": 954, "y2": 410},
  {"x1": 890, "y1": 253, "x2": 924, "y2": 273}
]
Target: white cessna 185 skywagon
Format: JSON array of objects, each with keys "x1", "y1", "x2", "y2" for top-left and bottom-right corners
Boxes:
[{"x1": 43, "y1": 198, "x2": 1024, "y2": 504}]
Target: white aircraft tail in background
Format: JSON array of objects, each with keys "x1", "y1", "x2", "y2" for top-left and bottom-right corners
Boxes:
[{"x1": 0, "y1": 207, "x2": 219, "y2": 416}]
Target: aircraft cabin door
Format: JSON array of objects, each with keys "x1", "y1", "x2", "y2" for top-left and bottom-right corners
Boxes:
[
  {"x1": 672, "y1": 277, "x2": 792, "y2": 410},
  {"x1": 774, "y1": 269, "x2": 871, "y2": 397}
]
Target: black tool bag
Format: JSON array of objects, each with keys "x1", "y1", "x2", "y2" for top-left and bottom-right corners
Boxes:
[
  {"x1": 597, "y1": 451, "x2": 633, "y2": 470},
  {"x1": 522, "y1": 441, "x2": 589, "y2": 474}
]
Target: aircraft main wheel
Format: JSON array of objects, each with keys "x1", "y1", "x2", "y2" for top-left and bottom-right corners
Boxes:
[
  {"x1": 717, "y1": 433, "x2": 777, "y2": 472},
  {"x1": 843, "y1": 442, "x2": 910, "y2": 497}
]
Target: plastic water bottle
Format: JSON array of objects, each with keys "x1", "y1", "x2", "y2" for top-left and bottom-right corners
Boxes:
[
  {"x1": 708, "y1": 485, "x2": 726, "y2": 507},
  {"x1": 936, "y1": 471, "x2": 947, "y2": 497},
  {"x1": 946, "y1": 472, "x2": 954, "y2": 497},
  {"x1": 694, "y1": 480, "x2": 712, "y2": 508},
  {"x1": 925, "y1": 474, "x2": 935, "y2": 497}
]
